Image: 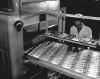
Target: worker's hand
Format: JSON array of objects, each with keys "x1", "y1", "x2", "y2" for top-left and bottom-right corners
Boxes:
[
  {"x1": 76, "y1": 35, "x2": 83, "y2": 42},
  {"x1": 83, "y1": 38, "x2": 91, "y2": 42}
]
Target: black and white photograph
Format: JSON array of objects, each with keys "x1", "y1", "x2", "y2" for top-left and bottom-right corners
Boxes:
[{"x1": 0, "y1": 0, "x2": 100, "y2": 79}]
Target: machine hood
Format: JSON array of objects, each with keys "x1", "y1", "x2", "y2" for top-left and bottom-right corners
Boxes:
[{"x1": 21, "y1": 0, "x2": 60, "y2": 15}]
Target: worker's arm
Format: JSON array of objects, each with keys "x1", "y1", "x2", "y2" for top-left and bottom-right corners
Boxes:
[
  {"x1": 82, "y1": 27, "x2": 92, "y2": 39},
  {"x1": 70, "y1": 26, "x2": 75, "y2": 35},
  {"x1": 88, "y1": 28, "x2": 92, "y2": 39},
  {"x1": 70, "y1": 26, "x2": 80, "y2": 38}
]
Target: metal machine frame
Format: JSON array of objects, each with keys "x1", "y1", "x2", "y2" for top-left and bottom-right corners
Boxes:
[{"x1": 27, "y1": 12, "x2": 100, "y2": 79}]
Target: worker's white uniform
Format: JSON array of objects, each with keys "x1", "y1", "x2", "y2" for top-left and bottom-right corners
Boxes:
[{"x1": 70, "y1": 23, "x2": 92, "y2": 39}]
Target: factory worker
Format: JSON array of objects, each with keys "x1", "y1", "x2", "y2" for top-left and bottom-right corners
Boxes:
[{"x1": 70, "y1": 18, "x2": 92, "y2": 41}]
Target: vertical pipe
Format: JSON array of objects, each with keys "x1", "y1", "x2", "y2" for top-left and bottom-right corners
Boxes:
[
  {"x1": 62, "y1": 14, "x2": 66, "y2": 33},
  {"x1": 58, "y1": 15, "x2": 63, "y2": 33},
  {"x1": 13, "y1": 0, "x2": 20, "y2": 15},
  {"x1": 58, "y1": 12, "x2": 63, "y2": 42},
  {"x1": 46, "y1": 13, "x2": 48, "y2": 33},
  {"x1": 61, "y1": 7, "x2": 66, "y2": 33}
]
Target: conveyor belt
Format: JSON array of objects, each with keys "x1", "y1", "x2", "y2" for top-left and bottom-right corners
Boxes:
[
  {"x1": 50, "y1": 45, "x2": 68, "y2": 65},
  {"x1": 85, "y1": 51, "x2": 100, "y2": 79},
  {"x1": 29, "y1": 41, "x2": 54, "y2": 58},
  {"x1": 62, "y1": 51, "x2": 79, "y2": 70},
  {"x1": 40, "y1": 43, "x2": 63, "y2": 61},
  {"x1": 28, "y1": 42, "x2": 100, "y2": 79},
  {"x1": 29, "y1": 57, "x2": 95, "y2": 79},
  {"x1": 73, "y1": 50, "x2": 91, "y2": 74}
]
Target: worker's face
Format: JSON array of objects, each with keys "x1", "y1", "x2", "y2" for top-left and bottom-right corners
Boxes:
[{"x1": 75, "y1": 21, "x2": 82, "y2": 28}]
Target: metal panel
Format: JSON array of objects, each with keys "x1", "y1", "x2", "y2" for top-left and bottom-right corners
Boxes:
[
  {"x1": 0, "y1": 21, "x2": 7, "y2": 49},
  {"x1": 7, "y1": 15, "x2": 23, "y2": 79}
]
